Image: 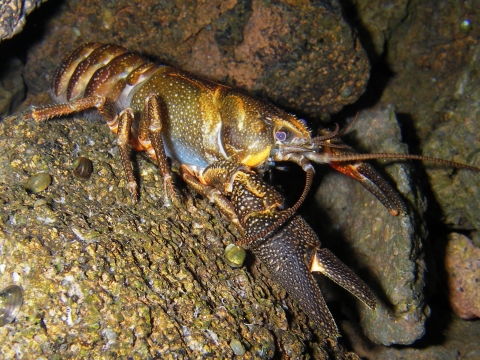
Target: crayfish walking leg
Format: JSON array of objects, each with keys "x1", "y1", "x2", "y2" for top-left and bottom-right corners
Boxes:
[{"x1": 28, "y1": 92, "x2": 179, "y2": 206}]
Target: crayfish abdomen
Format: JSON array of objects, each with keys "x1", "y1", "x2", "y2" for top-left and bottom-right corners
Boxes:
[{"x1": 51, "y1": 42, "x2": 220, "y2": 167}]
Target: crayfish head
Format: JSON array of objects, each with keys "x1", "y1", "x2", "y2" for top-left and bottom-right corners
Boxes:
[
  {"x1": 217, "y1": 88, "x2": 313, "y2": 168},
  {"x1": 267, "y1": 113, "x2": 318, "y2": 166}
]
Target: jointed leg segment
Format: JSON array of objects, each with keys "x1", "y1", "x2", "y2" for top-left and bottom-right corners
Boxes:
[
  {"x1": 116, "y1": 109, "x2": 138, "y2": 203},
  {"x1": 181, "y1": 165, "x2": 242, "y2": 233},
  {"x1": 27, "y1": 95, "x2": 114, "y2": 123},
  {"x1": 142, "y1": 94, "x2": 179, "y2": 206},
  {"x1": 25, "y1": 94, "x2": 179, "y2": 206}
]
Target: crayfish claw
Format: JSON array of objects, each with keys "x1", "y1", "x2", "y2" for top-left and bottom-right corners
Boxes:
[
  {"x1": 251, "y1": 216, "x2": 341, "y2": 338},
  {"x1": 312, "y1": 248, "x2": 377, "y2": 310},
  {"x1": 198, "y1": 161, "x2": 377, "y2": 337},
  {"x1": 326, "y1": 159, "x2": 406, "y2": 216}
]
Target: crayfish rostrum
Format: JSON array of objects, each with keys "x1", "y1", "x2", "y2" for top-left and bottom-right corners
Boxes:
[{"x1": 23, "y1": 43, "x2": 479, "y2": 338}]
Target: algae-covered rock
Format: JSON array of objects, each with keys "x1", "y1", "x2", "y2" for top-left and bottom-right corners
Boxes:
[
  {"x1": 2, "y1": 0, "x2": 478, "y2": 357},
  {"x1": 0, "y1": 113, "x2": 353, "y2": 358},
  {"x1": 0, "y1": 0, "x2": 373, "y2": 357}
]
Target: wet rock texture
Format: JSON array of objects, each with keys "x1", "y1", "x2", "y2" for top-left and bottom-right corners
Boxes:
[
  {"x1": 1, "y1": 0, "x2": 480, "y2": 358},
  {"x1": 0, "y1": 57, "x2": 24, "y2": 118},
  {"x1": 379, "y1": 0, "x2": 480, "y2": 235},
  {"x1": 0, "y1": 115, "x2": 335, "y2": 358},
  {"x1": 346, "y1": 0, "x2": 480, "y2": 357},
  {"x1": 348, "y1": 313, "x2": 480, "y2": 359},
  {"x1": 0, "y1": 0, "x2": 47, "y2": 42},
  {"x1": 349, "y1": 0, "x2": 409, "y2": 55},
  {"x1": 445, "y1": 233, "x2": 480, "y2": 320}
]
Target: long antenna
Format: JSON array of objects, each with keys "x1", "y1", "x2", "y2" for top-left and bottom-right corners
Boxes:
[{"x1": 324, "y1": 152, "x2": 480, "y2": 172}]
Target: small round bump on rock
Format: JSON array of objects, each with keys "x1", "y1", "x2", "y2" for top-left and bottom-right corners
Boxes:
[
  {"x1": 33, "y1": 199, "x2": 47, "y2": 208},
  {"x1": 25, "y1": 173, "x2": 52, "y2": 193},
  {"x1": 73, "y1": 157, "x2": 93, "y2": 180},
  {"x1": 460, "y1": 19, "x2": 472, "y2": 33},
  {"x1": 225, "y1": 244, "x2": 246, "y2": 268},
  {"x1": 0, "y1": 285, "x2": 23, "y2": 326},
  {"x1": 229, "y1": 339, "x2": 246, "y2": 356},
  {"x1": 340, "y1": 86, "x2": 352, "y2": 98}
]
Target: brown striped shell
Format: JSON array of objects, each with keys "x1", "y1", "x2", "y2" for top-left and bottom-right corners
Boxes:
[{"x1": 52, "y1": 43, "x2": 159, "y2": 105}]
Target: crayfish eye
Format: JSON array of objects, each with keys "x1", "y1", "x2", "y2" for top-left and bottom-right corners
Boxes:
[{"x1": 275, "y1": 130, "x2": 287, "y2": 142}]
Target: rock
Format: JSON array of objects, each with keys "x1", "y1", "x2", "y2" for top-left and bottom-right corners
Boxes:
[
  {"x1": 421, "y1": 44, "x2": 480, "y2": 233},
  {"x1": 0, "y1": 0, "x2": 372, "y2": 356},
  {"x1": 377, "y1": 0, "x2": 480, "y2": 235},
  {"x1": 0, "y1": 111, "x2": 351, "y2": 358},
  {"x1": 345, "y1": 311, "x2": 480, "y2": 359},
  {"x1": 445, "y1": 233, "x2": 480, "y2": 319},
  {"x1": 348, "y1": 0, "x2": 409, "y2": 55},
  {"x1": 0, "y1": 0, "x2": 47, "y2": 42},
  {"x1": 0, "y1": 57, "x2": 25, "y2": 119},
  {"x1": 381, "y1": 0, "x2": 480, "y2": 143},
  {"x1": 22, "y1": 0, "x2": 368, "y2": 117},
  {"x1": 2, "y1": 0, "x2": 478, "y2": 356}
]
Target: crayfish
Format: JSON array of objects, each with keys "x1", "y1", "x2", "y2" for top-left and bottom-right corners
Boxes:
[{"x1": 25, "y1": 43, "x2": 479, "y2": 338}]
